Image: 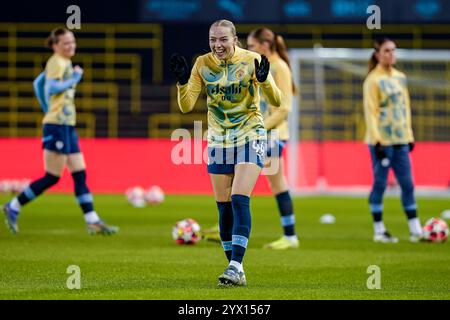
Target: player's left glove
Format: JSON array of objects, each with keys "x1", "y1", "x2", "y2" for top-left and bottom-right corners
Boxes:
[
  {"x1": 408, "y1": 142, "x2": 415, "y2": 152},
  {"x1": 169, "y1": 53, "x2": 190, "y2": 85},
  {"x1": 254, "y1": 55, "x2": 270, "y2": 83}
]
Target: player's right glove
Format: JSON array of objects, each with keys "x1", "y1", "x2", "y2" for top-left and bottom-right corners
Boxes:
[
  {"x1": 254, "y1": 54, "x2": 270, "y2": 83},
  {"x1": 408, "y1": 142, "x2": 415, "y2": 152},
  {"x1": 374, "y1": 142, "x2": 386, "y2": 160},
  {"x1": 169, "y1": 53, "x2": 190, "y2": 85}
]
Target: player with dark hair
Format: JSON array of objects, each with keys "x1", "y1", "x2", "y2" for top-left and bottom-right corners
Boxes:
[{"x1": 363, "y1": 38, "x2": 422, "y2": 243}]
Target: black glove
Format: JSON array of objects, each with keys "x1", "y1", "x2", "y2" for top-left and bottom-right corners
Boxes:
[
  {"x1": 169, "y1": 53, "x2": 190, "y2": 85},
  {"x1": 408, "y1": 142, "x2": 415, "y2": 152},
  {"x1": 374, "y1": 142, "x2": 386, "y2": 160},
  {"x1": 254, "y1": 55, "x2": 270, "y2": 83}
]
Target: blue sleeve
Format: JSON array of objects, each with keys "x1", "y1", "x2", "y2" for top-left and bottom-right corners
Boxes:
[
  {"x1": 44, "y1": 71, "x2": 82, "y2": 96},
  {"x1": 33, "y1": 72, "x2": 48, "y2": 113}
]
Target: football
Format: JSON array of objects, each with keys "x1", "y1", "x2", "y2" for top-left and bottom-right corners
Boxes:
[
  {"x1": 441, "y1": 209, "x2": 450, "y2": 220},
  {"x1": 422, "y1": 218, "x2": 449, "y2": 243},
  {"x1": 12, "y1": 179, "x2": 30, "y2": 194},
  {"x1": 0, "y1": 179, "x2": 30, "y2": 194},
  {"x1": 0, "y1": 180, "x2": 12, "y2": 193},
  {"x1": 125, "y1": 186, "x2": 147, "y2": 208},
  {"x1": 145, "y1": 185, "x2": 165, "y2": 204},
  {"x1": 172, "y1": 218, "x2": 201, "y2": 245}
]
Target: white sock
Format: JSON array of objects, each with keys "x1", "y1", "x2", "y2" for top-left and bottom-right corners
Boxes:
[
  {"x1": 408, "y1": 218, "x2": 422, "y2": 235},
  {"x1": 84, "y1": 211, "x2": 100, "y2": 224},
  {"x1": 229, "y1": 260, "x2": 244, "y2": 273},
  {"x1": 374, "y1": 221, "x2": 386, "y2": 234},
  {"x1": 285, "y1": 235, "x2": 298, "y2": 243},
  {"x1": 10, "y1": 198, "x2": 21, "y2": 211}
]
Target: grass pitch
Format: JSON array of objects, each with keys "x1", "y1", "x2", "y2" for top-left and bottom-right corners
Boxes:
[{"x1": 0, "y1": 193, "x2": 449, "y2": 300}]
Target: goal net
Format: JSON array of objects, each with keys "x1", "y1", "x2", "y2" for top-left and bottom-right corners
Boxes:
[{"x1": 287, "y1": 47, "x2": 450, "y2": 196}]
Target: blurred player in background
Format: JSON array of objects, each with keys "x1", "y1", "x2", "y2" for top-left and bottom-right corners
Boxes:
[
  {"x1": 2, "y1": 28, "x2": 118, "y2": 235},
  {"x1": 170, "y1": 20, "x2": 281, "y2": 286},
  {"x1": 363, "y1": 38, "x2": 422, "y2": 243},
  {"x1": 247, "y1": 27, "x2": 299, "y2": 250}
]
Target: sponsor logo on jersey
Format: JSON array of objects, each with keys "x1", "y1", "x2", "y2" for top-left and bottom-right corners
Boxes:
[
  {"x1": 210, "y1": 83, "x2": 243, "y2": 95},
  {"x1": 235, "y1": 69, "x2": 245, "y2": 80}
]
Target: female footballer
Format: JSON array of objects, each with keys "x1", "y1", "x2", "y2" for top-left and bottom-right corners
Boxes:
[
  {"x1": 247, "y1": 27, "x2": 298, "y2": 250},
  {"x1": 363, "y1": 38, "x2": 422, "y2": 243},
  {"x1": 170, "y1": 20, "x2": 281, "y2": 286},
  {"x1": 3, "y1": 28, "x2": 118, "y2": 235}
]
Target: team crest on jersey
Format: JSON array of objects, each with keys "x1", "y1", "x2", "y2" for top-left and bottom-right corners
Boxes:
[{"x1": 235, "y1": 69, "x2": 245, "y2": 80}]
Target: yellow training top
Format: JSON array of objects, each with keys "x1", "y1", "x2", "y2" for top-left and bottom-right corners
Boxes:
[
  {"x1": 363, "y1": 64, "x2": 414, "y2": 145},
  {"x1": 44, "y1": 53, "x2": 76, "y2": 126},
  {"x1": 177, "y1": 46, "x2": 282, "y2": 148},
  {"x1": 260, "y1": 54, "x2": 293, "y2": 141}
]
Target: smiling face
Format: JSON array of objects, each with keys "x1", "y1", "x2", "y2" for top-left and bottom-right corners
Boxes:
[
  {"x1": 53, "y1": 31, "x2": 76, "y2": 59},
  {"x1": 376, "y1": 40, "x2": 397, "y2": 67},
  {"x1": 209, "y1": 26, "x2": 237, "y2": 60}
]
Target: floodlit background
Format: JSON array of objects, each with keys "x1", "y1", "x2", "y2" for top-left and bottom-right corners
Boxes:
[{"x1": 0, "y1": 0, "x2": 449, "y2": 195}]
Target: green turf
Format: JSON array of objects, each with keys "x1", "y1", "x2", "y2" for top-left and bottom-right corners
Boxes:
[{"x1": 0, "y1": 193, "x2": 449, "y2": 300}]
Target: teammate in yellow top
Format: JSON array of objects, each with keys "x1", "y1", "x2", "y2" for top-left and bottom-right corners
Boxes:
[
  {"x1": 3, "y1": 28, "x2": 117, "y2": 236},
  {"x1": 247, "y1": 28, "x2": 298, "y2": 250},
  {"x1": 363, "y1": 38, "x2": 422, "y2": 243},
  {"x1": 170, "y1": 19, "x2": 282, "y2": 287},
  {"x1": 43, "y1": 51, "x2": 77, "y2": 126}
]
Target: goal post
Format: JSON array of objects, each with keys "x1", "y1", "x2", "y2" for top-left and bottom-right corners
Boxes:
[{"x1": 287, "y1": 47, "x2": 450, "y2": 196}]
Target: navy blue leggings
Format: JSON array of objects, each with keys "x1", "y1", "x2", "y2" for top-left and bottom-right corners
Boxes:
[{"x1": 368, "y1": 144, "x2": 416, "y2": 212}]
